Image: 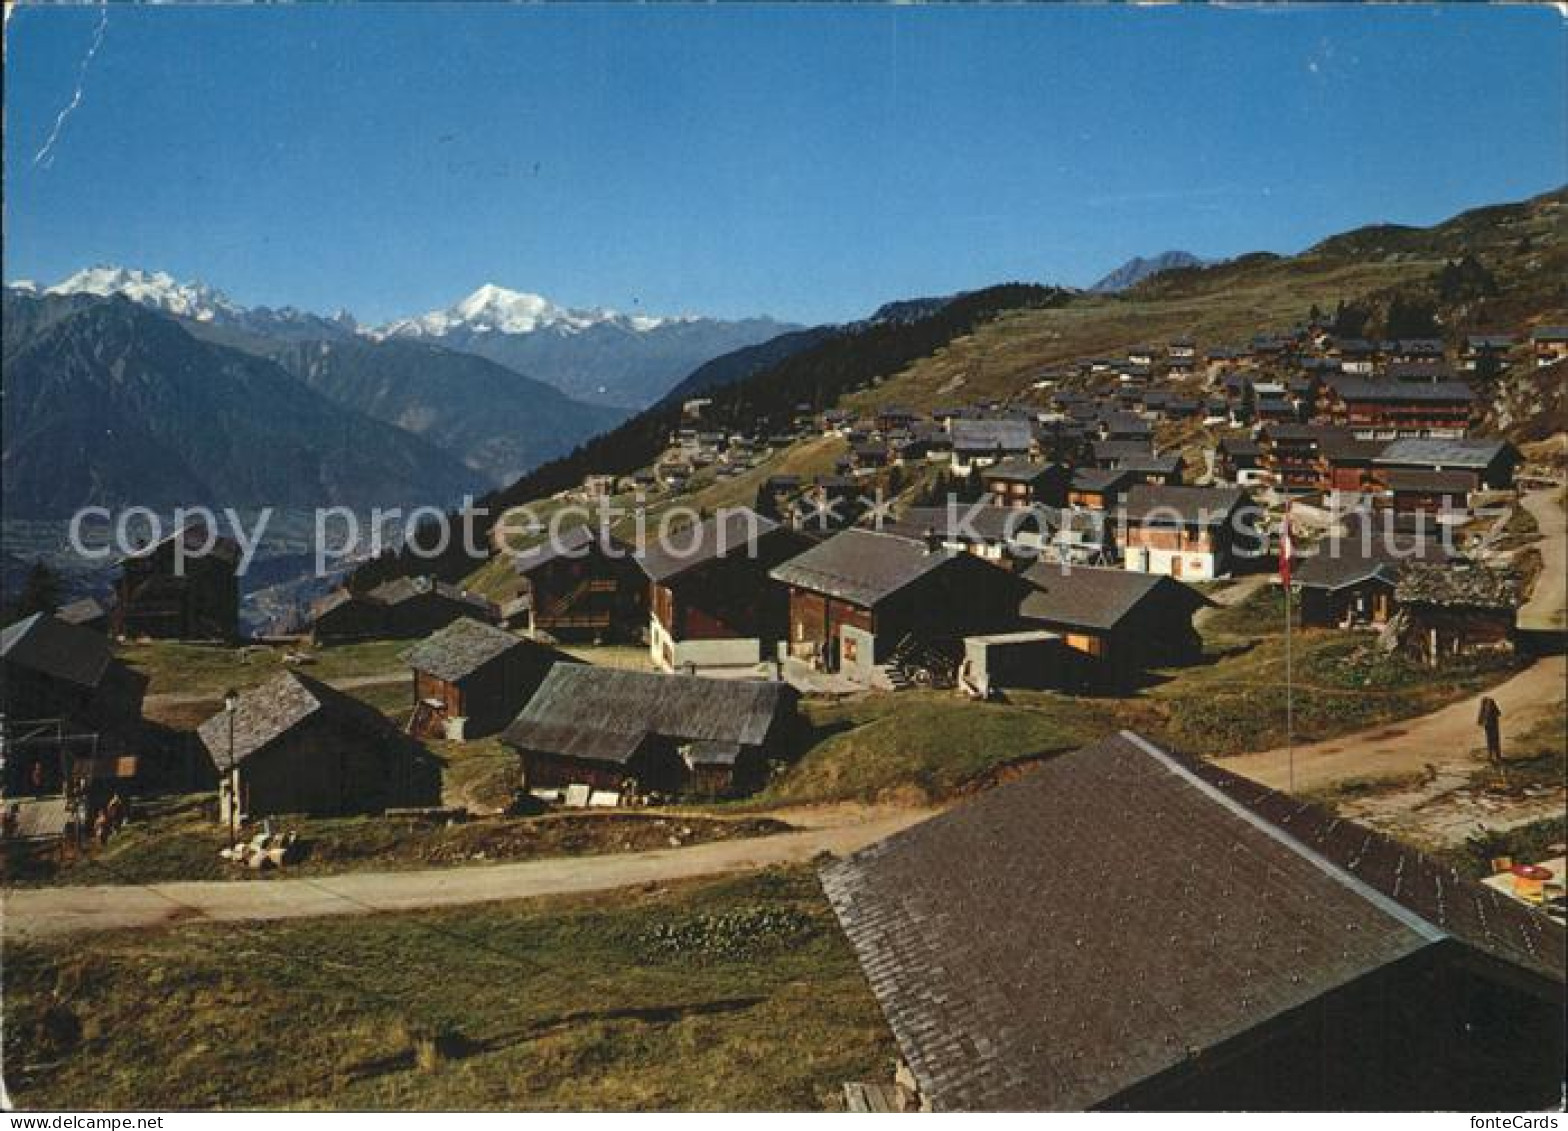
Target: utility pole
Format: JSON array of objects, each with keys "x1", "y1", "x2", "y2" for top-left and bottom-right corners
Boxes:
[{"x1": 224, "y1": 688, "x2": 240, "y2": 849}]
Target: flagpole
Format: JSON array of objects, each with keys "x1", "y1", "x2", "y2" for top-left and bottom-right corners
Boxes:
[
  {"x1": 1283, "y1": 498, "x2": 1294, "y2": 794},
  {"x1": 1286, "y1": 569, "x2": 1294, "y2": 795}
]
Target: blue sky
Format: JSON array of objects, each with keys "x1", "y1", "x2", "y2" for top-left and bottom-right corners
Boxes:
[{"x1": 5, "y1": 4, "x2": 1564, "y2": 326}]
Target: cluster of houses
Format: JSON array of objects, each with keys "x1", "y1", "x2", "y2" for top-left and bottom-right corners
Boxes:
[{"x1": 6, "y1": 311, "x2": 1551, "y2": 830}]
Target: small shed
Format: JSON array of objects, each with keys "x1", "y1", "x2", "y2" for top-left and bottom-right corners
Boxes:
[
  {"x1": 1392, "y1": 564, "x2": 1520, "y2": 664},
  {"x1": 960, "y1": 630, "x2": 1068, "y2": 696},
  {"x1": 403, "y1": 617, "x2": 570, "y2": 740}
]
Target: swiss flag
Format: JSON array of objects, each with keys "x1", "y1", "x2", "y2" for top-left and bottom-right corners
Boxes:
[{"x1": 1279, "y1": 498, "x2": 1294, "y2": 588}]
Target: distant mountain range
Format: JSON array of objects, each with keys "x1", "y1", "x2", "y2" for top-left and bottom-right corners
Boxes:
[
  {"x1": 372, "y1": 283, "x2": 799, "y2": 408},
  {"x1": 29, "y1": 269, "x2": 798, "y2": 411},
  {"x1": 1089, "y1": 250, "x2": 1210, "y2": 294},
  {"x1": 1, "y1": 290, "x2": 487, "y2": 518}
]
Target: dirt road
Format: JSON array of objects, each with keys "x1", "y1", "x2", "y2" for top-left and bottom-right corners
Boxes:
[
  {"x1": 1214, "y1": 655, "x2": 1565, "y2": 794},
  {"x1": 1517, "y1": 488, "x2": 1567, "y2": 634},
  {"x1": 3, "y1": 806, "x2": 932, "y2": 942}
]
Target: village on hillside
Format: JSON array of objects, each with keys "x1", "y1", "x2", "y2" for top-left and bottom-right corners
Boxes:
[
  {"x1": 5, "y1": 4, "x2": 1568, "y2": 1116},
  {"x1": 5, "y1": 290, "x2": 1566, "y2": 1110}
]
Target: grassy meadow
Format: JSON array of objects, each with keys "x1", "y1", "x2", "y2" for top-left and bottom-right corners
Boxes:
[{"x1": 3, "y1": 869, "x2": 892, "y2": 1111}]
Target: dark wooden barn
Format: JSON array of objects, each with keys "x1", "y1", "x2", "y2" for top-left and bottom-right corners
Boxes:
[
  {"x1": 770, "y1": 528, "x2": 1031, "y2": 686},
  {"x1": 198, "y1": 672, "x2": 438, "y2": 821},
  {"x1": 1393, "y1": 564, "x2": 1520, "y2": 664},
  {"x1": 821, "y1": 731, "x2": 1565, "y2": 1112},
  {"x1": 511, "y1": 524, "x2": 647, "y2": 642},
  {"x1": 1293, "y1": 536, "x2": 1455, "y2": 630},
  {"x1": 500, "y1": 665, "x2": 797, "y2": 800},
  {"x1": 403, "y1": 617, "x2": 571, "y2": 740},
  {"x1": 1018, "y1": 564, "x2": 1208, "y2": 684},
  {"x1": 309, "y1": 589, "x2": 389, "y2": 644},
  {"x1": 366, "y1": 576, "x2": 501, "y2": 639},
  {"x1": 113, "y1": 524, "x2": 240, "y2": 641},
  {"x1": 0, "y1": 613, "x2": 148, "y2": 794}
]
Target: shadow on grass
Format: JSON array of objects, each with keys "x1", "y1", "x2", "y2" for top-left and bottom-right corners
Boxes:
[{"x1": 341, "y1": 997, "x2": 767, "y2": 1082}]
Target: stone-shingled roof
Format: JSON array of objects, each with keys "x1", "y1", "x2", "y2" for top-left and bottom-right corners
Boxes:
[
  {"x1": 820, "y1": 731, "x2": 1565, "y2": 1112},
  {"x1": 636, "y1": 509, "x2": 782, "y2": 584},
  {"x1": 500, "y1": 665, "x2": 792, "y2": 768},
  {"x1": 402, "y1": 617, "x2": 535, "y2": 683},
  {"x1": 1019, "y1": 564, "x2": 1208, "y2": 631},
  {"x1": 197, "y1": 672, "x2": 400, "y2": 771},
  {"x1": 770, "y1": 528, "x2": 962, "y2": 608},
  {"x1": 1395, "y1": 563, "x2": 1521, "y2": 610}
]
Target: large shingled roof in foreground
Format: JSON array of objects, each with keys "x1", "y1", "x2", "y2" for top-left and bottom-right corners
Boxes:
[{"x1": 820, "y1": 731, "x2": 1565, "y2": 1112}]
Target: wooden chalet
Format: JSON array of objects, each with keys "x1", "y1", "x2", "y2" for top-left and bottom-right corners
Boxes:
[
  {"x1": 981, "y1": 459, "x2": 1068, "y2": 509},
  {"x1": 0, "y1": 613, "x2": 148, "y2": 793},
  {"x1": 367, "y1": 576, "x2": 500, "y2": 639},
  {"x1": 1213, "y1": 437, "x2": 1261, "y2": 485},
  {"x1": 1334, "y1": 338, "x2": 1379, "y2": 375},
  {"x1": 501, "y1": 665, "x2": 797, "y2": 800},
  {"x1": 1094, "y1": 412, "x2": 1154, "y2": 443},
  {"x1": 770, "y1": 528, "x2": 1030, "y2": 685},
  {"x1": 1067, "y1": 468, "x2": 1138, "y2": 511},
  {"x1": 403, "y1": 617, "x2": 571, "y2": 740},
  {"x1": 1319, "y1": 377, "x2": 1475, "y2": 439},
  {"x1": 821, "y1": 731, "x2": 1565, "y2": 1112},
  {"x1": 1018, "y1": 564, "x2": 1207, "y2": 682},
  {"x1": 198, "y1": 672, "x2": 438, "y2": 821},
  {"x1": 113, "y1": 524, "x2": 240, "y2": 641},
  {"x1": 949, "y1": 419, "x2": 1035, "y2": 474},
  {"x1": 1317, "y1": 430, "x2": 1385, "y2": 496},
  {"x1": 1393, "y1": 564, "x2": 1520, "y2": 664},
  {"x1": 1376, "y1": 469, "x2": 1473, "y2": 515},
  {"x1": 1371, "y1": 437, "x2": 1520, "y2": 493},
  {"x1": 1259, "y1": 424, "x2": 1329, "y2": 493},
  {"x1": 638, "y1": 509, "x2": 809, "y2": 673},
  {"x1": 1292, "y1": 537, "x2": 1453, "y2": 630},
  {"x1": 511, "y1": 524, "x2": 647, "y2": 641},
  {"x1": 1116, "y1": 485, "x2": 1257, "y2": 580}
]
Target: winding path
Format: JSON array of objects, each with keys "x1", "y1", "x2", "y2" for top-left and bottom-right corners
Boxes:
[
  {"x1": 1213, "y1": 655, "x2": 1565, "y2": 794},
  {"x1": 3, "y1": 806, "x2": 932, "y2": 942},
  {"x1": 1517, "y1": 487, "x2": 1566, "y2": 634}
]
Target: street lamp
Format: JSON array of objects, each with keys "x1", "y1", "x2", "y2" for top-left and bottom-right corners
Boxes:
[{"x1": 224, "y1": 688, "x2": 240, "y2": 850}]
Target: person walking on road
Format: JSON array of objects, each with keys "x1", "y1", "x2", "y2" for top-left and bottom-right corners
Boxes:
[{"x1": 1477, "y1": 695, "x2": 1504, "y2": 773}]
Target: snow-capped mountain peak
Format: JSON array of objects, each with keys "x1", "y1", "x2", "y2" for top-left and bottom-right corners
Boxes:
[
  {"x1": 45, "y1": 265, "x2": 241, "y2": 323},
  {"x1": 374, "y1": 284, "x2": 685, "y2": 339}
]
